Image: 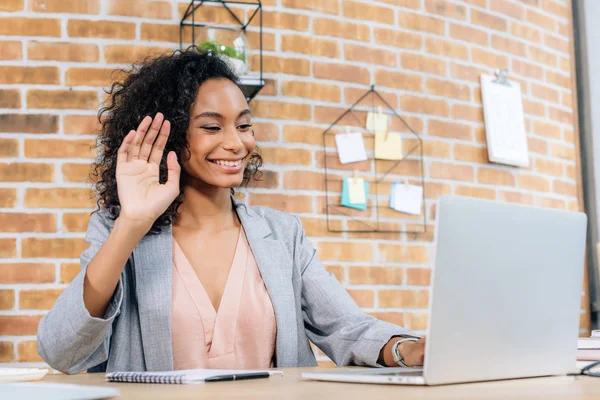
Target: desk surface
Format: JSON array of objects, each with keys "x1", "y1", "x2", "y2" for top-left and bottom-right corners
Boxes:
[{"x1": 42, "y1": 368, "x2": 600, "y2": 399}]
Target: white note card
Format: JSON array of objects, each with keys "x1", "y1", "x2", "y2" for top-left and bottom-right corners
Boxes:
[
  {"x1": 391, "y1": 183, "x2": 423, "y2": 215},
  {"x1": 480, "y1": 74, "x2": 529, "y2": 167},
  {"x1": 335, "y1": 132, "x2": 368, "y2": 164}
]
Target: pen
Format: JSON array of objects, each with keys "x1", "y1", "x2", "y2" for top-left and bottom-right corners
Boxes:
[{"x1": 204, "y1": 372, "x2": 271, "y2": 382}]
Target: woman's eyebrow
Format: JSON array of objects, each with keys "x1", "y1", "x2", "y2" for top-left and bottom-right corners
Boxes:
[
  {"x1": 238, "y1": 109, "x2": 252, "y2": 118},
  {"x1": 194, "y1": 111, "x2": 223, "y2": 119}
]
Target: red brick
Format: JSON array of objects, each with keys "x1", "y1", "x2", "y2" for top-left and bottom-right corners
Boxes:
[
  {"x1": 61, "y1": 263, "x2": 81, "y2": 283},
  {"x1": 430, "y1": 162, "x2": 474, "y2": 181},
  {"x1": 0, "y1": 342, "x2": 13, "y2": 362},
  {"x1": 0, "y1": 41, "x2": 22, "y2": 60},
  {"x1": 500, "y1": 191, "x2": 534, "y2": 205},
  {"x1": 424, "y1": 182, "x2": 452, "y2": 199},
  {"x1": 535, "y1": 158, "x2": 564, "y2": 177},
  {"x1": 284, "y1": 171, "x2": 324, "y2": 191},
  {"x1": 454, "y1": 144, "x2": 488, "y2": 163},
  {"x1": 64, "y1": 115, "x2": 102, "y2": 135},
  {"x1": 108, "y1": 0, "x2": 171, "y2": 19},
  {"x1": 450, "y1": 63, "x2": 486, "y2": 83},
  {"x1": 533, "y1": 120, "x2": 561, "y2": 140},
  {"x1": 511, "y1": 23, "x2": 541, "y2": 45},
  {"x1": 25, "y1": 188, "x2": 95, "y2": 208},
  {"x1": 0, "y1": 316, "x2": 42, "y2": 335},
  {"x1": 261, "y1": 147, "x2": 312, "y2": 166},
  {"x1": 425, "y1": 0, "x2": 466, "y2": 20},
  {"x1": 0, "y1": 189, "x2": 16, "y2": 208},
  {"x1": 528, "y1": 137, "x2": 549, "y2": 155},
  {"x1": 0, "y1": 0, "x2": 23, "y2": 11},
  {"x1": 0, "y1": 290, "x2": 14, "y2": 310},
  {"x1": 0, "y1": 17, "x2": 60, "y2": 37},
  {"x1": 399, "y1": 12, "x2": 445, "y2": 35},
  {"x1": 0, "y1": 138, "x2": 18, "y2": 157},
  {"x1": 62, "y1": 163, "x2": 93, "y2": 183},
  {"x1": 68, "y1": 20, "x2": 136, "y2": 39},
  {"x1": 527, "y1": 9, "x2": 556, "y2": 31},
  {"x1": 314, "y1": 62, "x2": 369, "y2": 85},
  {"x1": 66, "y1": 68, "x2": 127, "y2": 87},
  {"x1": 545, "y1": 33, "x2": 569, "y2": 54},
  {"x1": 368, "y1": 312, "x2": 405, "y2": 326},
  {"x1": 283, "y1": 125, "x2": 322, "y2": 145},
  {"x1": 348, "y1": 289, "x2": 375, "y2": 308},
  {"x1": 247, "y1": 170, "x2": 279, "y2": 190},
  {"x1": 248, "y1": 193, "x2": 312, "y2": 214},
  {"x1": 343, "y1": 1, "x2": 394, "y2": 24},
  {"x1": 379, "y1": 289, "x2": 429, "y2": 308},
  {"x1": 374, "y1": 28, "x2": 421, "y2": 50},
  {"x1": 0, "y1": 66, "x2": 59, "y2": 84},
  {"x1": 0, "y1": 114, "x2": 57, "y2": 134},
  {"x1": 28, "y1": 41, "x2": 99, "y2": 63},
  {"x1": 551, "y1": 143, "x2": 575, "y2": 160},
  {"x1": 345, "y1": 44, "x2": 396, "y2": 67},
  {"x1": 529, "y1": 46, "x2": 558, "y2": 67},
  {"x1": 0, "y1": 239, "x2": 16, "y2": 258},
  {"x1": 253, "y1": 55, "x2": 310, "y2": 76},
  {"x1": 421, "y1": 140, "x2": 451, "y2": 158},
  {"x1": 20, "y1": 288, "x2": 63, "y2": 310},
  {"x1": 518, "y1": 174, "x2": 550, "y2": 192},
  {"x1": 349, "y1": 266, "x2": 403, "y2": 285},
  {"x1": 17, "y1": 341, "x2": 43, "y2": 362},
  {"x1": 426, "y1": 37, "x2": 468, "y2": 60},
  {"x1": 25, "y1": 139, "x2": 96, "y2": 159},
  {"x1": 553, "y1": 180, "x2": 577, "y2": 197},
  {"x1": 531, "y1": 83, "x2": 560, "y2": 104},
  {"x1": 543, "y1": 0, "x2": 570, "y2": 19},
  {"x1": 263, "y1": 11, "x2": 309, "y2": 31},
  {"x1": 455, "y1": 185, "x2": 496, "y2": 200},
  {"x1": 376, "y1": 70, "x2": 422, "y2": 92},
  {"x1": 452, "y1": 104, "x2": 483, "y2": 123},
  {"x1": 523, "y1": 99, "x2": 546, "y2": 117},
  {"x1": 27, "y1": 90, "x2": 98, "y2": 110},
  {"x1": 251, "y1": 100, "x2": 311, "y2": 121},
  {"x1": 31, "y1": 0, "x2": 100, "y2": 13},
  {"x1": 549, "y1": 107, "x2": 572, "y2": 124},
  {"x1": 547, "y1": 70, "x2": 571, "y2": 89},
  {"x1": 426, "y1": 78, "x2": 470, "y2": 101},
  {"x1": 61, "y1": 212, "x2": 90, "y2": 233},
  {"x1": 282, "y1": 35, "x2": 339, "y2": 58},
  {"x1": 472, "y1": 48, "x2": 508, "y2": 69},
  {"x1": 450, "y1": 23, "x2": 488, "y2": 46},
  {"x1": 140, "y1": 23, "x2": 184, "y2": 43},
  {"x1": 536, "y1": 197, "x2": 566, "y2": 210},
  {"x1": 472, "y1": 9, "x2": 507, "y2": 31},
  {"x1": 491, "y1": 34, "x2": 527, "y2": 57},
  {"x1": 22, "y1": 238, "x2": 88, "y2": 258},
  {"x1": 104, "y1": 45, "x2": 171, "y2": 64},
  {"x1": 401, "y1": 96, "x2": 449, "y2": 117},
  {"x1": 428, "y1": 119, "x2": 471, "y2": 140},
  {"x1": 317, "y1": 242, "x2": 373, "y2": 262},
  {"x1": 402, "y1": 54, "x2": 446, "y2": 76},
  {"x1": 281, "y1": 0, "x2": 338, "y2": 14},
  {"x1": 0, "y1": 213, "x2": 56, "y2": 233},
  {"x1": 478, "y1": 168, "x2": 515, "y2": 186},
  {"x1": 0, "y1": 89, "x2": 20, "y2": 108},
  {"x1": 314, "y1": 18, "x2": 371, "y2": 41},
  {"x1": 490, "y1": 0, "x2": 524, "y2": 19},
  {"x1": 406, "y1": 268, "x2": 431, "y2": 286},
  {"x1": 0, "y1": 163, "x2": 53, "y2": 182}
]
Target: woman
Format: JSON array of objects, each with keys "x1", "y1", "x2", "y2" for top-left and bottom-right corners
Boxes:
[{"x1": 37, "y1": 49, "x2": 425, "y2": 374}]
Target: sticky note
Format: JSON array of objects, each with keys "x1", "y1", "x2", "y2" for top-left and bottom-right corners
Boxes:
[
  {"x1": 375, "y1": 131, "x2": 403, "y2": 160},
  {"x1": 341, "y1": 177, "x2": 369, "y2": 211},
  {"x1": 390, "y1": 182, "x2": 423, "y2": 215},
  {"x1": 335, "y1": 132, "x2": 368, "y2": 164},
  {"x1": 366, "y1": 111, "x2": 389, "y2": 133}
]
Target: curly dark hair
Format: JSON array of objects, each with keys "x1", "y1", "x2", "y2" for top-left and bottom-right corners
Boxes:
[{"x1": 93, "y1": 48, "x2": 263, "y2": 235}]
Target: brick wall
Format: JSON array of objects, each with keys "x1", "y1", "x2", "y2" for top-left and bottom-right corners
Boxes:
[{"x1": 0, "y1": 0, "x2": 586, "y2": 367}]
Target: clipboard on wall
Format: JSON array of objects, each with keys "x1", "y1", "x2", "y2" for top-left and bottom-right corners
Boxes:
[{"x1": 480, "y1": 69, "x2": 529, "y2": 168}]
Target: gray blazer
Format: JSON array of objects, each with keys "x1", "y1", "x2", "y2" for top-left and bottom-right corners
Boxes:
[{"x1": 37, "y1": 197, "x2": 415, "y2": 374}]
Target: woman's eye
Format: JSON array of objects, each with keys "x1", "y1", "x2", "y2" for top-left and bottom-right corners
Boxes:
[
  {"x1": 238, "y1": 124, "x2": 253, "y2": 131},
  {"x1": 202, "y1": 126, "x2": 220, "y2": 132}
]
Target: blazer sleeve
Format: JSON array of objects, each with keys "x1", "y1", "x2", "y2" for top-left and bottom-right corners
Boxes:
[
  {"x1": 37, "y1": 210, "x2": 125, "y2": 374},
  {"x1": 294, "y1": 216, "x2": 418, "y2": 367}
]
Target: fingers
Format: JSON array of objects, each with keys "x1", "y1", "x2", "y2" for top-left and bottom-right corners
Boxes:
[
  {"x1": 166, "y1": 151, "x2": 181, "y2": 186},
  {"x1": 117, "y1": 130, "x2": 136, "y2": 165},
  {"x1": 138, "y1": 113, "x2": 165, "y2": 162},
  {"x1": 148, "y1": 120, "x2": 171, "y2": 165},
  {"x1": 127, "y1": 115, "x2": 153, "y2": 162}
]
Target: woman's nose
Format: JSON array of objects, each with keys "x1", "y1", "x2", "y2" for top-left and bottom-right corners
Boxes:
[{"x1": 222, "y1": 126, "x2": 244, "y2": 152}]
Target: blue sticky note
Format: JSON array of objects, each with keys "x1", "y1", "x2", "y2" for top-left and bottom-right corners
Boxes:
[
  {"x1": 341, "y1": 178, "x2": 369, "y2": 211},
  {"x1": 390, "y1": 182, "x2": 396, "y2": 209}
]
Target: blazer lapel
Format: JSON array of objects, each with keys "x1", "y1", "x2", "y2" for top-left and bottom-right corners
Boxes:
[
  {"x1": 233, "y1": 197, "x2": 299, "y2": 367},
  {"x1": 133, "y1": 226, "x2": 174, "y2": 371}
]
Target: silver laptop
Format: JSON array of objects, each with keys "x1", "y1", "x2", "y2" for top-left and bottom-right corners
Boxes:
[{"x1": 303, "y1": 195, "x2": 587, "y2": 386}]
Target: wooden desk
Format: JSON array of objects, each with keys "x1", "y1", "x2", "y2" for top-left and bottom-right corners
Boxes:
[{"x1": 42, "y1": 368, "x2": 600, "y2": 399}]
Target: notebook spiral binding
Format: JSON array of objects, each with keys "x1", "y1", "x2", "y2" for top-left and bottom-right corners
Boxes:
[{"x1": 106, "y1": 372, "x2": 185, "y2": 384}]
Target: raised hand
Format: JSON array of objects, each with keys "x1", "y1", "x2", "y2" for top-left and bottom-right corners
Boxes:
[{"x1": 116, "y1": 113, "x2": 181, "y2": 228}]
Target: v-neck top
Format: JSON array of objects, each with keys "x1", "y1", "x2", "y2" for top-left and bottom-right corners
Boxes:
[{"x1": 171, "y1": 227, "x2": 277, "y2": 370}]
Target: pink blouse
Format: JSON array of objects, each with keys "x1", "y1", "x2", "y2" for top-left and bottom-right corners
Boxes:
[{"x1": 171, "y1": 228, "x2": 277, "y2": 370}]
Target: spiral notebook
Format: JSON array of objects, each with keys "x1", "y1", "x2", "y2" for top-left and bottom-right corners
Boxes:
[{"x1": 106, "y1": 369, "x2": 283, "y2": 384}]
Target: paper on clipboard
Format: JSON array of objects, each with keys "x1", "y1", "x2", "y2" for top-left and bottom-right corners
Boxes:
[{"x1": 480, "y1": 73, "x2": 529, "y2": 167}]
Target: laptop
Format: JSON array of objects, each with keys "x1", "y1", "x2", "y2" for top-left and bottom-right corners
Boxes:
[{"x1": 302, "y1": 195, "x2": 587, "y2": 386}]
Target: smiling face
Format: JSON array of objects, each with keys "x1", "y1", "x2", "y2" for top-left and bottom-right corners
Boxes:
[{"x1": 183, "y1": 78, "x2": 255, "y2": 189}]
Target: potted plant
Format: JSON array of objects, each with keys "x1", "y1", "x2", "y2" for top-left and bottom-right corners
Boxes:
[{"x1": 197, "y1": 38, "x2": 248, "y2": 76}]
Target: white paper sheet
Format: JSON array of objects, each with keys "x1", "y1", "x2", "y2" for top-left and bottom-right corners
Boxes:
[
  {"x1": 335, "y1": 132, "x2": 368, "y2": 164},
  {"x1": 391, "y1": 183, "x2": 423, "y2": 215}
]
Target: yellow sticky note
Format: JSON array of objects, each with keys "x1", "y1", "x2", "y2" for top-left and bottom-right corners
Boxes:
[
  {"x1": 375, "y1": 131, "x2": 403, "y2": 160},
  {"x1": 366, "y1": 111, "x2": 389, "y2": 133},
  {"x1": 348, "y1": 177, "x2": 366, "y2": 204}
]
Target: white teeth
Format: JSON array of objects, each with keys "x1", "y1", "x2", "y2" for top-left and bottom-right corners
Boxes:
[{"x1": 214, "y1": 160, "x2": 241, "y2": 167}]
